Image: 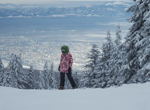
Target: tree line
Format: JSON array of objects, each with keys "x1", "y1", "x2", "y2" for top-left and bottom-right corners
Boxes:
[{"x1": 0, "y1": 54, "x2": 80, "y2": 89}]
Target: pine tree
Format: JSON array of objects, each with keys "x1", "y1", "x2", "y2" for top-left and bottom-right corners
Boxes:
[
  {"x1": 102, "y1": 30, "x2": 114, "y2": 62},
  {"x1": 0, "y1": 57, "x2": 4, "y2": 86},
  {"x1": 85, "y1": 44, "x2": 101, "y2": 73},
  {"x1": 2, "y1": 70, "x2": 11, "y2": 87},
  {"x1": 54, "y1": 71, "x2": 60, "y2": 89},
  {"x1": 28, "y1": 66, "x2": 35, "y2": 89},
  {"x1": 107, "y1": 25, "x2": 124, "y2": 86},
  {"x1": 80, "y1": 44, "x2": 101, "y2": 88},
  {"x1": 94, "y1": 58, "x2": 108, "y2": 88},
  {"x1": 4, "y1": 54, "x2": 28, "y2": 89},
  {"x1": 115, "y1": 24, "x2": 122, "y2": 46},
  {"x1": 121, "y1": 0, "x2": 150, "y2": 83},
  {"x1": 7, "y1": 54, "x2": 22, "y2": 88},
  {"x1": 96, "y1": 30, "x2": 114, "y2": 88},
  {"x1": 34, "y1": 71, "x2": 40, "y2": 89},
  {"x1": 49, "y1": 62, "x2": 57, "y2": 89},
  {"x1": 14, "y1": 54, "x2": 29, "y2": 89},
  {"x1": 38, "y1": 71, "x2": 45, "y2": 89},
  {"x1": 79, "y1": 70, "x2": 91, "y2": 88},
  {"x1": 43, "y1": 60, "x2": 50, "y2": 89}
]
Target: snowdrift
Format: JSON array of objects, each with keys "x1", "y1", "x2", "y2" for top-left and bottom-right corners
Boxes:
[{"x1": 0, "y1": 83, "x2": 150, "y2": 110}]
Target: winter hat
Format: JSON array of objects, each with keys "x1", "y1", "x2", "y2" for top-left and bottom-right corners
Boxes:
[{"x1": 61, "y1": 45, "x2": 69, "y2": 54}]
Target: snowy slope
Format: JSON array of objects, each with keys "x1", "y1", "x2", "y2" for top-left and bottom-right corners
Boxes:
[{"x1": 0, "y1": 83, "x2": 150, "y2": 110}]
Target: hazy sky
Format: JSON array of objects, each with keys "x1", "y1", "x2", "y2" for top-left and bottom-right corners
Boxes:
[{"x1": 0, "y1": 0, "x2": 132, "y2": 5}]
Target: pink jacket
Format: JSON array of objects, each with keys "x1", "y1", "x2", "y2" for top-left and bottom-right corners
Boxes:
[{"x1": 59, "y1": 52, "x2": 73, "y2": 73}]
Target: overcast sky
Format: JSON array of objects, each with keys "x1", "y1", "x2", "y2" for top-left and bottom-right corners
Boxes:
[{"x1": 0, "y1": 0, "x2": 132, "y2": 5}]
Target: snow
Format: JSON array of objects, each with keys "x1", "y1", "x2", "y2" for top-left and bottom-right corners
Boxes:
[{"x1": 1, "y1": 83, "x2": 150, "y2": 110}]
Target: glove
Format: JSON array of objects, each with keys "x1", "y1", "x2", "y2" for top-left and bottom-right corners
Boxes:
[
  {"x1": 58, "y1": 66, "x2": 60, "y2": 71},
  {"x1": 68, "y1": 67, "x2": 71, "y2": 73}
]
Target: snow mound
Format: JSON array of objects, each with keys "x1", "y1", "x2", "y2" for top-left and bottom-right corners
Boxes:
[{"x1": 0, "y1": 83, "x2": 150, "y2": 110}]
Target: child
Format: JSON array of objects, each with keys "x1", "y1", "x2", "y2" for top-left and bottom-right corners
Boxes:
[{"x1": 58, "y1": 45, "x2": 77, "y2": 90}]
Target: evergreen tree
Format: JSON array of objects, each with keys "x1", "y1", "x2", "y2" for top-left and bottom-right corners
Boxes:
[
  {"x1": 43, "y1": 60, "x2": 50, "y2": 89},
  {"x1": 28, "y1": 66, "x2": 35, "y2": 89},
  {"x1": 49, "y1": 62, "x2": 57, "y2": 89},
  {"x1": 107, "y1": 25, "x2": 124, "y2": 86},
  {"x1": 2, "y1": 70, "x2": 11, "y2": 87},
  {"x1": 79, "y1": 70, "x2": 91, "y2": 88},
  {"x1": 7, "y1": 54, "x2": 22, "y2": 88},
  {"x1": 80, "y1": 44, "x2": 101, "y2": 88},
  {"x1": 121, "y1": 0, "x2": 150, "y2": 83},
  {"x1": 34, "y1": 71, "x2": 40, "y2": 89},
  {"x1": 93, "y1": 58, "x2": 108, "y2": 88},
  {"x1": 85, "y1": 44, "x2": 101, "y2": 73},
  {"x1": 38, "y1": 71, "x2": 45, "y2": 89},
  {"x1": 112, "y1": 42, "x2": 127, "y2": 86},
  {"x1": 95, "y1": 30, "x2": 114, "y2": 88},
  {"x1": 0, "y1": 57, "x2": 4, "y2": 86},
  {"x1": 115, "y1": 24, "x2": 122, "y2": 46},
  {"x1": 102, "y1": 30, "x2": 114, "y2": 62},
  {"x1": 54, "y1": 71, "x2": 60, "y2": 89},
  {"x1": 4, "y1": 54, "x2": 28, "y2": 89}
]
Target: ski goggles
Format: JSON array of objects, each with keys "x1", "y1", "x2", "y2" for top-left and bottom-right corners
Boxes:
[{"x1": 61, "y1": 49, "x2": 65, "y2": 52}]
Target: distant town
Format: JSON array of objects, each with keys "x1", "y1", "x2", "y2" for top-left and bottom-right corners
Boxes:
[{"x1": 0, "y1": 36, "x2": 90, "y2": 72}]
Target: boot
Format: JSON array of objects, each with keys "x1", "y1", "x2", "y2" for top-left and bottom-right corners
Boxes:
[
  {"x1": 72, "y1": 86, "x2": 77, "y2": 89},
  {"x1": 58, "y1": 86, "x2": 64, "y2": 90}
]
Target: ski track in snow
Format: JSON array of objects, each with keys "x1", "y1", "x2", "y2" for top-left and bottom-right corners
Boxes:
[{"x1": 0, "y1": 83, "x2": 150, "y2": 110}]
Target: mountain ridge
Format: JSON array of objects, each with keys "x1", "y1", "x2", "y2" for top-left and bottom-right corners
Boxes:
[{"x1": 0, "y1": 2, "x2": 132, "y2": 18}]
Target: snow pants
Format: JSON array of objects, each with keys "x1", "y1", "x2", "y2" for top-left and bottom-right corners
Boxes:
[{"x1": 60, "y1": 72, "x2": 76, "y2": 88}]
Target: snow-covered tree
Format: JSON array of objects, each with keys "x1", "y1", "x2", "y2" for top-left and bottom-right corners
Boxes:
[
  {"x1": 54, "y1": 71, "x2": 60, "y2": 88},
  {"x1": 6, "y1": 54, "x2": 22, "y2": 88},
  {"x1": 28, "y1": 66, "x2": 35, "y2": 89},
  {"x1": 43, "y1": 60, "x2": 50, "y2": 89},
  {"x1": 0, "y1": 57, "x2": 4, "y2": 86},
  {"x1": 3, "y1": 54, "x2": 29, "y2": 89},
  {"x1": 102, "y1": 30, "x2": 114, "y2": 62},
  {"x1": 115, "y1": 24, "x2": 122, "y2": 46},
  {"x1": 80, "y1": 44, "x2": 101, "y2": 88},
  {"x1": 93, "y1": 58, "x2": 108, "y2": 88},
  {"x1": 85, "y1": 44, "x2": 101, "y2": 73},
  {"x1": 79, "y1": 70, "x2": 90, "y2": 88},
  {"x1": 104, "y1": 25, "x2": 128, "y2": 86},
  {"x1": 121, "y1": 0, "x2": 150, "y2": 83},
  {"x1": 95, "y1": 30, "x2": 114, "y2": 88},
  {"x1": 49, "y1": 62, "x2": 57, "y2": 89},
  {"x1": 111, "y1": 42, "x2": 128, "y2": 86},
  {"x1": 38, "y1": 70, "x2": 45, "y2": 89},
  {"x1": 2, "y1": 70, "x2": 11, "y2": 87},
  {"x1": 81, "y1": 30, "x2": 115, "y2": 88}
]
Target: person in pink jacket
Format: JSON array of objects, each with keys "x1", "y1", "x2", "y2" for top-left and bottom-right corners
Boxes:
[{"x1": 58, "y1": 45, "x2": 77, "y2": 90}]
